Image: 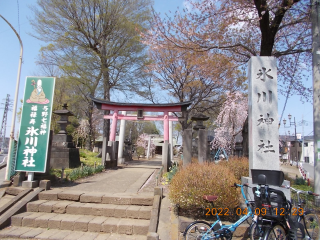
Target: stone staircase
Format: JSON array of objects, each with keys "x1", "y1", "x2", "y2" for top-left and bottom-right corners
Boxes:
[{"x1": 0, "y1": 189, "x2": 157, "y2": 240}]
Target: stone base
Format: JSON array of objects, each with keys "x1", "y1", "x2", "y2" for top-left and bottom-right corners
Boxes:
[
  {"x1": 105, "y1": 160, "x2": 117, "y2": 169},
  {"x1": 13, "y1": 172, "x2": 26, "y2": 187},
  {"x1": 39, "y1": 180, "x2": 51, "y2": 190},
  {"x1": 50, "y1": 147, "x2": 80, "y2": 169},
  {"x1": 118, "y1": 158, "x2": 125, "y2": 165},
  {"x1": 22, "y1": 180, "x2": 38, "y2": 189},
  {"x1": 0, "y1": 180, "x2": 11, "y2": 188}
]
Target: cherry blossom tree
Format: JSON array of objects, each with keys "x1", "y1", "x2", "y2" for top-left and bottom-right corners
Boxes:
[
  {"x1": 136, "y1": 133, "x2": 156, "y2": 157},
  {"x1": 212, "y1": 92, "x2": 248, "y2": 154},
  {"x1": 142, "y1": 0, "x2": 312, "y2": 99}
]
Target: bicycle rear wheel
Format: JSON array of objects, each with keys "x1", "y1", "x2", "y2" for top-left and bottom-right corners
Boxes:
[
  {"x1": 184, "y1": 221, "x2": 213, "y2": 240},
  {"x1": 263, "y1": 225, "x2": 286, "y2": 240},
  {"x1": 301, "y1": 213, "x2": 320, "y2": 240}
]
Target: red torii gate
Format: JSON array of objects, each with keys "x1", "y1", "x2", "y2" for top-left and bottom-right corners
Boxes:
[{"x1": 91, "y1": 96, "x2": 192, "y2": 142}]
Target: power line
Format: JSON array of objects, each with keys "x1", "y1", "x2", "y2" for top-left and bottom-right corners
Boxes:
[{"x1": 0, "y1": 94, "x2": 13, "y2": 150}]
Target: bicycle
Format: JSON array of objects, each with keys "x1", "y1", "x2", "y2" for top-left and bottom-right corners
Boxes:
[
  {"x1": 183, "y1": 183, "x2": 255, "y2": 240},
  {"x1": 282, "y1": 185, "x2": 320, "y2": 240}
]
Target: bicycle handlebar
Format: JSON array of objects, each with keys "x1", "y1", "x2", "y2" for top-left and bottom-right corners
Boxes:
[
  {"x1": 281, "y1": 185, "x2": 320, "y2": 196},
  {"x1": 231, "y1": 183, "x2": 249, "y2": 188}
]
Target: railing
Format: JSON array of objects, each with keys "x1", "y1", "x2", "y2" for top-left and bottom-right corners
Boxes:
[{"x1": 8, "y1": 140, "x2": 17, "y2": 178}]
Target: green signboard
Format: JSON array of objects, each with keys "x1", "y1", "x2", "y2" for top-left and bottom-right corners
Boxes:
[{"x1": 15, "y1": 77, "x2": 55, "y2": 172}]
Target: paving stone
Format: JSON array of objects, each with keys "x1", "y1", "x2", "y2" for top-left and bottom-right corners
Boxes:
[
  {"x1": 20, "y1": 227, "x2": 45, "y2": 238},
  {"x1": 27, "y1": 200, "x2": 48, "y2": 212},
  {"x1": 104, "y1": 194, "x2": 131, "y2": 205},
  {"x1": 52, "y1": 200, "x2": 73, "y2": 213},
  {"x1": 39, "y1": 201, "x2": 59, "y2": 213},
  {"x1": 21, "y1": 212, "x2": 44, "y2": 227},
  {"x1": 131, "y1": 196, "x2": 153, "y2": 206},
  {"x1": 118, "y1": 219, "x2": 134, "y2": 235},
  {"x1": 34, "y1": 213, "x2": 58, "y2": 228},
  {"x1": 139, "y1": 206, "x2": 152, "y2": 219},
  {"x1": 2, "y1": 226, "x2": 34, "y2": 238},
  {"x1": 74, "y1": 215, "x2": 95, "y2": 232},
  {"x1": 101, "y1": 204, "x2": 117, "y2": 217},
  {"x1": 48, "y1": 229, "x2": 73, "y2": 240},
  {"x1": 60, "y1": 214, "x2": 82, "y2": 230},
  {"x1": 0, "y1": 226, "x2": 19, "y2": 238},
  {"x1": 133, "y1": 219, "x2": 149, "y2": 235},
  {"x1": 88, "y1": 216, "x2": 108, "y2": 232},
  {"x1": 114, "y1": 205, "x2": 128, "y2": 218},
  {"x1": 58, "y1": 190, "x2": 85, "y2": 201},
  {"x1": 11, "y1": 212, "x2": 33, "y2": 226},
  {"x1": 47, "y1": 214, "x2": 66, "y2": 229},
  {"x1": 39, "y1": 190, "x2": 62, "y2": 201},
  {"x1": 80, "y1": 192, "x2": 104, "y2": 203},
  {"x1": 101, "y1": 217, "x2": 120, "y2": 233},
  {"x1": 91, "y1": 203, "x2": 110, "y2": 216},
  {"x1": 78, "y1": 231, "x2": 99, "y2": 240},
  {"x1": 35, "y1": 229, "x2": 61, "y2": 239},
  {"x1": 63, "y1": 231, "x2": 85, "y2": 239},
  {"x1": 126, "y1": 205, "x2": 141, "y2": 219},
  {"x1": 5, "y1": 187, "x2": 25, "y2": 196},
  {"x1": 93, "y1": 233, "x2": 111, "y2": 240},
  {"x1": 66, "y1": 202, "x2": 85, "y2": 214},
  {"x1": 78, "y1": 203, "x2": 95, "y2": 215}
]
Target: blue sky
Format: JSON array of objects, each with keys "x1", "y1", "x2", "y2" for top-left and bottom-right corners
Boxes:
[{"x1": 0, "y1": 0, "x2": 314, "y2": 140}]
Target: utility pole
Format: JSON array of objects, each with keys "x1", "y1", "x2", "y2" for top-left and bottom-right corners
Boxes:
[
  {"x1": 0, "y1": 15, "x2": 23, "y2": 181},
  {"x1": 311, "y1": 0, "x2": 320, "y2": 196},
  {"x1": 0, "y1": 94, "x2": 11, "y2": 151}
]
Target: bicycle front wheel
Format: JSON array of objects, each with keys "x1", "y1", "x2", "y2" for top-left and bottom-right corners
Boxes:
[
  {"x1": 301, "y1": 213, "x2": 320, "y2": 240},
  {"x1": 250, "y1": 221, "x2": 268, "y2": 240},
  {"x1": 184, "y1": 221, "x2": 214, "y2": 240},
  {"x1": 263, "y1": 225, "x2": 286, "y2": 240}
]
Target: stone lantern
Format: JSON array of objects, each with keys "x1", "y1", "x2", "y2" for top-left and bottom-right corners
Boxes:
[
  {"x1": 191, "y1": 113, "x2": 209, "y2": 163},
  {"x1": 50, "y1": 103, "x2": 80, "y2": 169},
  {"x1": 191, "y1": 113, "x2": 210, "y2": 130}
]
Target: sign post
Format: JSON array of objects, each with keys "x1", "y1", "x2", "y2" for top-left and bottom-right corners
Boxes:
[{"x1": 15, "y1": 77, "x2": 55, "y2": 179}]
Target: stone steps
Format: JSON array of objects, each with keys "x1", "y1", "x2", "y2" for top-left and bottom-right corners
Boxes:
[
  {"x1": 0, "y1": 189, "x2": 157, "y2": 239},
  {"x1": 27, "y1": 200, "x2": 152, "y2": 219},
  {"x1": 0, "y1": 226, "x2": 147, "y2": 239},
  {"x1": 11, "y1": 212, "x2": 150, "y2": 235}
]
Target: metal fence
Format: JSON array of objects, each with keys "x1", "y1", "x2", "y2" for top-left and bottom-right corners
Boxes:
[{"x1": 8, "y1": 140, "x2": 17, "y2": 178}]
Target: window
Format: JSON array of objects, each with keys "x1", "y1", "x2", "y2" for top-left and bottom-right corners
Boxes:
[
  {"x1": 305, "y1": 157, "x2": 309, "y2": 163},
  {"x1": 304, "y1": 142, "x2": 308, "y2": 147}
]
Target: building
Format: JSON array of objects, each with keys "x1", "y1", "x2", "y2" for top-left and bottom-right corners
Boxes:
[{"x1": 279, "y1": 135, "x2": 314, "y2": 165}]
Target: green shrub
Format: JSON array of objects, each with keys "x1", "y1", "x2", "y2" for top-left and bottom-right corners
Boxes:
[
  {"x1": 136, "y1": 147, "x2": 145, "y2": 157},
  {"x1": 163, "y1": 162, "x2": 179, "y2": 183},
  {"x1": 169, "y1": 162, "x2": 239, "y2": 213},
  {"x1": 66, "y1": 164, "x2": 104, "y2": 181},
  {"x1": 294, "y1": 176, "x2": 306, "y2": 185},
  {"x1": 219, "y1": 157, "x2": 249, "y2": 182}
]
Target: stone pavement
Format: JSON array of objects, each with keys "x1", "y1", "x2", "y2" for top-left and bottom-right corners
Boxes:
[{"x1": 0, "y1": 157, "x2": 162, "y2": 240}]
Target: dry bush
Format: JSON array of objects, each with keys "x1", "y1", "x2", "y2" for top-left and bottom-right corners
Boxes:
[
  {"x1": 169, "y1": 162, "x2": 239, "y2": 215},
  {"x1": 219, "y1": 157, "x2": 249, "y2": 182}
]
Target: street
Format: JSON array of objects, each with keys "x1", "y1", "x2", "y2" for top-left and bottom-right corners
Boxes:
[{"x1": 302, "y1": 162, "x2": 314, "y2": 180}]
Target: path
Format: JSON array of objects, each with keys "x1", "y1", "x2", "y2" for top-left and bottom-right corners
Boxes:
[{"x1": 52, "y1": 157, "x2": 162, "y2": 194}]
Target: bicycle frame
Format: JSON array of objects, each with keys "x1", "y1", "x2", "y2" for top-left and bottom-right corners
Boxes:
[{"x1": 194, "y1": 184, "x2": 255, "y2": 239}]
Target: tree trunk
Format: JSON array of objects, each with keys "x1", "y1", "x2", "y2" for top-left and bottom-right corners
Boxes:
[{"x1": 242, "y1": 117, "x2": 249, "y2": 157}]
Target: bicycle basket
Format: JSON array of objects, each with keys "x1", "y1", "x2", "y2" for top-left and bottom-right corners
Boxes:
[{"x1": 253, "y1": 186, "x2": 289, "y2": 220}]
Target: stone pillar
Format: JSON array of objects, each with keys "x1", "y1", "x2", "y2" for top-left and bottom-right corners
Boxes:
[
  {"x1": 183, "y1": 129, "x2": 192, "y2": 167},
  {"x1": 198, "y1": 129, "x2": 208, "y2": 163},
  {"x1": 102, "y1": 137, "x2": 107, "y2": 166},
  {"x1": 162, "y1": 140, "x2": 169, "y2": 172},
  {"x1": 248, "y1": 56, "x2": 279, "y2": 173},
  {"x1": 147, "y1": 136, "x2": 151, "y2": 159},
  {"x1": 118, "y1": 111, "x2": 126, "y2": 164}
]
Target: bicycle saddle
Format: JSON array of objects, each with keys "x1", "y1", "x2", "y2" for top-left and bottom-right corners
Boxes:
[{"x1": 203, "y1": 195, "x2": 218, "y2": 202}]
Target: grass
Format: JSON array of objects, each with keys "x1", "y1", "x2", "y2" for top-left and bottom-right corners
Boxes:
[
  {"x1": 80, "y1": 149, "x2": 101, "y2": 166},
  {"x1": 49, "y1": 149, "x2": 103, "y2": 181}
]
